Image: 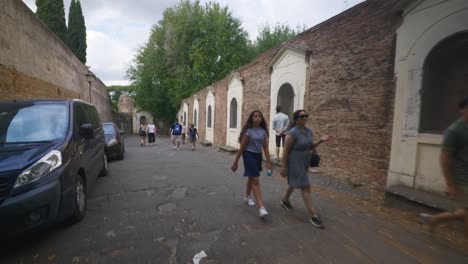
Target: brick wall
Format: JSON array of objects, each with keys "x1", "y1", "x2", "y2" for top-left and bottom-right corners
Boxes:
[
  {"x1": 238, "y1": 47, "x2": 281, "y2": 128},
  {"x1": 293, "y1": 0, "x2": 400, "y2": 185},
  {"x1": 212, "y1": 78, "x2": 228, "y2": 146},
  {"x1": 180, "y1": 0, "x2": 400, "y2": 186}
]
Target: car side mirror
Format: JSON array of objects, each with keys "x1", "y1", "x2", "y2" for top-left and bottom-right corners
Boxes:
[
  {"x1": 80, "y1": 124, "x2": 94, "y2": 139},
  {"x1": 119, "y1": 130, "x2": 125, "y2": 135}
]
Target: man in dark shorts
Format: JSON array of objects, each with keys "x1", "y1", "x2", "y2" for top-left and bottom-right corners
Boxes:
[{"x1": 272, "y1": 106, "x2": 289, "y2": 162}]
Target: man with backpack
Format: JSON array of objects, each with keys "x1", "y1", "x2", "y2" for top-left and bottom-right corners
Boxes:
[{"x1": 170, "y1": 118, "x2": 183, "y2": 150}]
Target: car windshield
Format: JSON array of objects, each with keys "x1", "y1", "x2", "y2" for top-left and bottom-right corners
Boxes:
[
  {"x1": 0, "y1": 102, "x2": 69, "y2": 143},
  {"x1": 103, "y1": 124, "x2": 116, "y2": 136}
]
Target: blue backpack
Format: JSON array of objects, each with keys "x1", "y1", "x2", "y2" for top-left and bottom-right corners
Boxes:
[{"x1": 173, "y1": 123, "x2": 182, "y2": 135}]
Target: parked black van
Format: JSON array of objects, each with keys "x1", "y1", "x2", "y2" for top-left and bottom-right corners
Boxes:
[{"x1": 0, "y1": 99, "x2": 108, "y2": 233}]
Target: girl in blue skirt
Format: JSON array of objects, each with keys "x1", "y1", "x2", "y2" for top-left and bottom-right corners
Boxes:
[{"x1": 231, "y1": 110, "x2": 273, "y2": 219}]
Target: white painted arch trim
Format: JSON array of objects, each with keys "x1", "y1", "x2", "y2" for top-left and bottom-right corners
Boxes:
[
  {"x1": 398, "y1": 5, "x2": 468, "y2": 131},
  {"x1": 182, "y1": 102, "x2": 189, "y2": 127},
  {"x1": 193, "y1": 98, "x2": 199, "y2": 128},
  {"x1": 269, "y1": 48, "x2": 307, "y2": 154},
  {"x1": 206, "y1": 90, "x2": 215, "y2": 143},
  {"x1": 226, "y1": 75, "x2": 243, "y2": 149},
  {"x1": 388, "y1": 1, "x2": 468, "y2": 194}
]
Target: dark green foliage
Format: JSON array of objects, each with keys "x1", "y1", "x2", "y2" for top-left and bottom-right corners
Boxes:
[
  {"x1": 127, "y1": 0, "x2": 252, "y2": 123},
  {"x1": 253, "y1": 23, "x2": 303, "y2": 55},
  {"x1": 36, "y1": 0, "x2": 68, "y2": 45},
  {"x1": 68, "y1": 0, "x2": 87, "y2": 63}
]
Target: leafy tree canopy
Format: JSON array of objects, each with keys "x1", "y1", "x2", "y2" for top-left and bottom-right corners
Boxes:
[
  {"x1": 127, "y1": 0, "x2": 252, "y2": 124},
  {"x1": 253, "y1": 23, "x2": 304, "y2": 55},
  {"x1": 128, "y1": 1, "x2": 303, "y2": 124},
  {"x1": 36, "y1": 0, "x2": 68, "y2": 45}
]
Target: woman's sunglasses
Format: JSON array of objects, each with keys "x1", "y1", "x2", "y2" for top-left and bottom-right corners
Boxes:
[{"x1": 298, "y1": 114, "x2": 309, "y2": 119}]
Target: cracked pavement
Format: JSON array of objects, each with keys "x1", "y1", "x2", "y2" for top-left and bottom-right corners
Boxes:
[{"x1": 1, "y1": 136, "x2": 467, "y2": 263}]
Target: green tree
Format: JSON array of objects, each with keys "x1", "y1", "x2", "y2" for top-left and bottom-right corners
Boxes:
[
  {"x1": 68, "y1": 0, "x2": 87, "y2": 63},
  {"x1": 127, "y1": 0, "x2": 252, "y2": 123},
  {"x1": 252, "y1": 23, "x2": 302, "y2": 55},
  {"x1": 36, "y1": 0, "x2": 68, "y2": 45}
]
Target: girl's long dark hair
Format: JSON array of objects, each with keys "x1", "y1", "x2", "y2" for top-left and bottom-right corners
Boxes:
[
  {"x1": 239, "y1": 110, "x2": 268, "y2": 142},
  {"x1": 285, "y1": 109, "x2": 305, "y2": 131}
]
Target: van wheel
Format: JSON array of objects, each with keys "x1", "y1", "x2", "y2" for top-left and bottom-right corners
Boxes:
[
  {"x1": 70, "y1": 175, "x2": 87, "y2": 223},
  {"x1": 99, "y1": 154, "x2": 109, "y2": 176}
]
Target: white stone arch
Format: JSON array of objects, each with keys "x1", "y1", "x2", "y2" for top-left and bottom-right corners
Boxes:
[
  {"x1": 388, "y1": 1, "x2": 468, "y2": 194},
  {"x1": 267, "y1": 46, "x2": 308, "y2": 155},
  {"x1": 182, "y1": 102, "x2": 189, "y2": 127},
  {"x1": 402, "y1": 7, "x2": 468, "y2": 131},
  {"x1": 226, "y1": 74, "x2": 243, "y2": 149},
  {"x1": 133, "y1": 109, "x2": 154, "y2": 134},
  {"x1": 205, "y1": 89, "x2": 215, "y2": 143},
  {"x1": 193, "y1": 98, "x2": 199, "y2": 129}
]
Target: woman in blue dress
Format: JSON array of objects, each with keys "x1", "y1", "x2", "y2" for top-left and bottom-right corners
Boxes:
[{"x1": 231, "y1": 110, "x2": 273, "y2": 219}]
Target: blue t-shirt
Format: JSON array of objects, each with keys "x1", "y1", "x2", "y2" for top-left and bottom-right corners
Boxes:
[{"x1": 244, "y1": 128, "x2": 267, "y2": 153}]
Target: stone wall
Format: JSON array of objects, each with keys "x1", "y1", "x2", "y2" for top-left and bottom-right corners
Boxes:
[{"x1": 0, "y1": 0, "x2": 112, "y2": 121}]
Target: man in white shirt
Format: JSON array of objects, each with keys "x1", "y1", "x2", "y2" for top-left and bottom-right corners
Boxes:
[
  {"x1": 147, "y1": 122, "x2": 156, "y2": 146},
  {"x1": 272, "y1": 106, "x2": 290, "y2": 162}
]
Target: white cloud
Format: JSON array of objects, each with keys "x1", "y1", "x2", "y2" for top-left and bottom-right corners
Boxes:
[
  {"x1": 86, "y1": 30, "x2": 132, "y2": 84},
  {"x1": 21, "y1": 0, "x2": 364, "y2": 86}
]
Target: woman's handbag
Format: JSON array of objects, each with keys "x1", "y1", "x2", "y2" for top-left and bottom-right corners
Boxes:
[{"x1": 310, "y1": 153, "x2": 321, "y2": 167}]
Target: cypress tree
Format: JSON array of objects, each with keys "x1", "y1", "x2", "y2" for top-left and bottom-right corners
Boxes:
[
  {"x1": 68, "y1": 0, "x2": 79, "y2": 60},
  {"x1": 68, "y1": 0, "x2": 87, "y2": 63},
  {"x1": 35, "y1": 0, "x2": 68, "y2": 45},
  {"x1": 76, "y1": 0, "x2": 87, "y2": 64}
]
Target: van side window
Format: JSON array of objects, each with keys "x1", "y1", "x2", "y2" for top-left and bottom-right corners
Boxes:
[
  {"x1": 74, "y1": 103, "x2": 86, "y2": 132},
  {"x1": 90, "y1": 107, "x2": 101, "y2": 127},
  {"x1": 82, "y1": 105, "x2": 99, "y2": 128}
]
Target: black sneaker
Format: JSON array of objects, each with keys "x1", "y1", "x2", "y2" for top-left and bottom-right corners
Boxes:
[
  {"x1": 310, "y1": 215, "x2": 324, "y2": 228},
  {"x1": 281, "y1": 200, "x2": 294, "y2": 211}
]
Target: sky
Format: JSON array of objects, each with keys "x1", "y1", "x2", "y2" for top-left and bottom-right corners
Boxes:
[{"x1": 22, "y1": 0, "x2": 365, "y2": 86}]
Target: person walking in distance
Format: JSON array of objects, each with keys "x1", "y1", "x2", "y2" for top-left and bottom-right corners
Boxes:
[
  {"x1": 138, "y1": 122, "x2": 147, "y2": 147},
  {"x1": 188, "y1": 124, "x2": 199, "y2": 151},
  {"x1": 181, "y1": 122, "x2": 187, "y2": 144},
  {"x1": 156, "y1": 124, "x2": 160, "y2": 138},
  {"x1": 280, "y1": 110, "x2": 330, "y2": 228},
  {"x1": 420, "y1": 97, "x2": 468, "y2": 237},
  {"x1": 147, "y1": 122, "x2": 156, "y2": 146},
  {"x1": 272, "y1": 106, "x2": 290, "y2": 163},
  {"x1": 170, "y1": 118, "x2": 183, "y2": 150},
  {"x1": 231, "y1": 110, "x2": 273, "y2": 219}
]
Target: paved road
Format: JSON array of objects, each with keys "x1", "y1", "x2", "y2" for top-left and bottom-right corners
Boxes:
[{"x1": 1, "y1": 136, "x2": 467, "y2": 263}]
